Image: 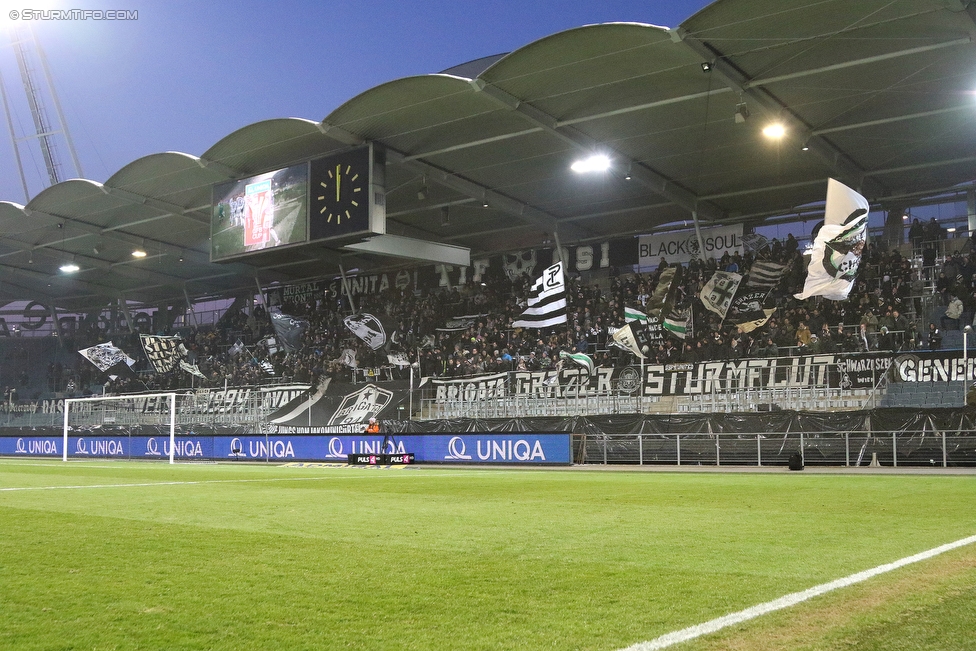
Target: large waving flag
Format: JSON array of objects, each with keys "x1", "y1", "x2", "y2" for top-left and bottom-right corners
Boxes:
[
  {"x1": 746, "y1": 261, "x2": 786, "y2": 289},
  {"x1": 624, "y1": 306, "x2": 647, "y2": 323},
  {"x1": 513, "y1": 261, "x2": 567, "y2": 329},
  {"x1": 139, "y1": 334, "x2": 187, "y2": 374},
  {"x1": 271, "y1": 312, "x2": 309, "y2": 353},
  {"x1": 559, "y1": 351, "x2": 595, "y2": 375},
  {"x1": 795, "y1": 178, "x2": 869, "y2": 301},
  {"x1": 699, "y1": 271, "x2": 742, "y2": 320},
  {"x1": 646, "y1": 266, "x2": 682, "y2": 317},
  {"x1": 663, "y1": 307, "x2": 692, "y2": 340},
  {"x1": 612, "y1": 322, "x2": 652, "y2": 359},
  {"x1": 78, "y1": 342, "x2": 135, "y2": 373}
]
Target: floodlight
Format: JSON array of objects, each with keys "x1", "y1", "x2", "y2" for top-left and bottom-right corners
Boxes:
[
  {"x1": 701, "y1": 62, "x2": 712, "y2": 72},
  {"x1": 571, "y1": 154, "x2": 611, "y2": 173},
  {"x1": 762, "y1": 123, "x2": 786, "y2": 139},
  {"x1": 59, "y1": 260, "x2": 80, "y2": 273},
  {"x1": 734, "y1": 103, "x2": 750, "y2": 124}
]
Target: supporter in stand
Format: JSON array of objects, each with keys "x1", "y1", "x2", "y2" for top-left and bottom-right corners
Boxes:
[{"x1": 51, "y1": 224, "x2": 933, "y2": 395}]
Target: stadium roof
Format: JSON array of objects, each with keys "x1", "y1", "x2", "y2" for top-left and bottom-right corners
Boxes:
[{"x1": 2, "y1": 0, "x2": 976, "y2": 312}]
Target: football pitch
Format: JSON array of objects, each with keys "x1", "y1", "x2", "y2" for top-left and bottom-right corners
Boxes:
[{"x1": 1, "y1": 461, "x2": 974, "y2": 651}]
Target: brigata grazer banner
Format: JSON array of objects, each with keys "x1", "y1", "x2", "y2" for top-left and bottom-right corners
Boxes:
[{"x1": 427, "y1": 352, "x2": 976, "y2": 402}]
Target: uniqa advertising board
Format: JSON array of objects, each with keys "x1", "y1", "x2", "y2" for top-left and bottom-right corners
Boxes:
[{"x1": 0, "y1": 433, "x2": 572, "y2": 465}]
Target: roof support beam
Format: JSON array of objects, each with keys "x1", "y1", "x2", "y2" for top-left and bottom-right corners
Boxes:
[
  {"x1": 320, "y1": 120, "x2": 589, "y2": 242},
  {"x1": 668, "y1": 27, "x2": 886, "y2": 197},
  {"x1": 385, "y1": 149, "x2": 590, "y2": 242},
  {"x1": 811, "y1": 105, "x2": 972, "y2": 137},
  {"x1": 743, "y1": 38, "x2": 971, "y2": 90},
  {"x1": 98, "y1": 185, "x2": 209, "y2": 225},
  {"x1": 469, "y1": 78, "x2": 724, "y2": 222}
]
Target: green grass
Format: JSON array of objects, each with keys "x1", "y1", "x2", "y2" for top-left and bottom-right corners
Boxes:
[{"x1": 0, "y1": 461, "x2": 973, "y2": 650}]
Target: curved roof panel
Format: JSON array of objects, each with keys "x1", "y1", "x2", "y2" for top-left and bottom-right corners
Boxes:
[{"x1": 2, "y1": 0, "x2": 975, "y2": 309}]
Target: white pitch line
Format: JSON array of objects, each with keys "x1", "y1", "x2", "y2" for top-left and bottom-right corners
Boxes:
[{"x1": 620, "y1": 533, "x2": 976, "y2": 651}]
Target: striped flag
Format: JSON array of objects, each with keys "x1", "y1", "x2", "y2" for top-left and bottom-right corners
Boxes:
[
  {"x1": 663, "y1": 307, "x2": 691, "y2": 339},
  {"x1": 624, "y1": 306, "x2": 648, "y2": 323},
  {"x1": 747, "y1": 261, "x2": 786, "y2": 289},
  {"x1": 512, "y1": 261, "x2": 568, "y2": 329},
  {"x1": 559, "y1": 351, "x2": 595, "y2": 375}
]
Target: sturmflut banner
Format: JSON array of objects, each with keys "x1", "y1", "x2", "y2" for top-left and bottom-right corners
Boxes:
[{"x1": 425, "y1": 352, "x2": 975, "y2": 402}]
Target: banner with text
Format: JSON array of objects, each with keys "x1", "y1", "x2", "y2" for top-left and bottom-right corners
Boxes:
[{"x1": 639, "y1": 224, "x2": 743, "y2": 266}]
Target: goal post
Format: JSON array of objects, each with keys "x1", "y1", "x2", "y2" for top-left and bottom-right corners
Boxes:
[{"x1": 62, "y1": 393, "x2": 177, "y2": 463}]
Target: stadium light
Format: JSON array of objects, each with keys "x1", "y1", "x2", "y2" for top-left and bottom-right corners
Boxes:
[
  {"x1": 59, "y1": 260, "x2": 80, "y2": 273},
  {"x1": 131, "y1": 242, "x2": 147, "y2": 258},
  {"x1": 571, "y1": 154, "x2": 611, "y2": 174},
  {"x1": 762, "y1": 123, "x2": 786, "y2": 139}
]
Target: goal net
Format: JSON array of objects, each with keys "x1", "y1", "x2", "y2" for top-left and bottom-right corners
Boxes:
[{"x1": 63, "y1": 393, "x2": 177, "y2": 463}]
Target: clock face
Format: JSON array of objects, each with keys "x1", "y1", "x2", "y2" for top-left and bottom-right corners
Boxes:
[{"x1": 310, "y1": 146, "x2": 371, "y2": 240}]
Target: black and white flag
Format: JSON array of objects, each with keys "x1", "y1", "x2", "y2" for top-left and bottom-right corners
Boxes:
[
  {"x1": 228, "y1": 339, "x2": 245, "y2": 358},
  {"x1": 270, "y1": 312, "x2": 308, "y2": 353},
  {"x1": 139, "y1": 334, "x2": 187, "y2": 374},
  {"x1": 741, "y1": 233, "x2": 770, "y2": 253},
  {"x1": 512, "y1": 261, "x2": 567, "y2": 329},
  {"x1": 646, "y1": 265, "x2": 682, "y2": 318},
  {"x1": 611, "y1": 322, "x2": 653, "y2": 359},
  {"x1": 343, "y1": 313, "x2": 395, "y2": 351},
  {"x1": 179, "y1": 360, "x2": 207, "y2": 380},
  {"x1": 78, "y1": 342, "x2": 135, "y2": 373},
  {"x1": 795, "y1": 178, "x2": 869, "y2": 301},
  {"x1": 746, "y1": 261, "x2": 786, "y2": 290},
  {"x1": 699, "y1": 271, "x2": 742, "y2": 320}
]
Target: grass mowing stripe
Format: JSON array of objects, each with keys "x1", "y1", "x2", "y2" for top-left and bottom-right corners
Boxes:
[
  {"x1": 0, "y1": 469, "x2": 510, "y2": 492},
  {"x1": 620, "y1": 533, "x2": 976, "y2": 651}
]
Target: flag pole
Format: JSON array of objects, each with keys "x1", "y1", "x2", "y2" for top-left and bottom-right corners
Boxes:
[
  {"x1": 339, "y1": 264, "x2": 357, "y2": 313},
  {"x1": 691, "y1": 209, "x2": 707, "y2": 266}
]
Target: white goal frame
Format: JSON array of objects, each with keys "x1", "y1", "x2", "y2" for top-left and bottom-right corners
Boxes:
[{"x1": 62, "y1": 393, "x2": 177, "y2": 464}]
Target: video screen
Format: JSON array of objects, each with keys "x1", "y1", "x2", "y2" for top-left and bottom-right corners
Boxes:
[{"x1": 211, "y1": 163, "x2": 309, "y2": 261}]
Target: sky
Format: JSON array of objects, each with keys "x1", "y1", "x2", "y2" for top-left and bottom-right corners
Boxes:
[{"x1": 0, "y1": 0, "x2": 714, "y2": 203}]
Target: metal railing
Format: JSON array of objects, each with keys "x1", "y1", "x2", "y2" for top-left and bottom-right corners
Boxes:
[{"x1": 574, "y1": 428, "x2": 971, "y2": 467}]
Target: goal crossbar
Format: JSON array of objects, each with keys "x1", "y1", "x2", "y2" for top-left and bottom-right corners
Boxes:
[{"x1": 62, "y1": 393, "x2": 177, "y2": 463}]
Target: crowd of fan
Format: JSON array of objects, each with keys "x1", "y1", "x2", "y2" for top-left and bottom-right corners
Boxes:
[{"x1": 47, "y1": 226, "x2": 976, "y2": 395}]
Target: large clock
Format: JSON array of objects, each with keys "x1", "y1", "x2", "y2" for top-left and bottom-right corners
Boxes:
[{"x1": 310, "y1": 145, "x2": 377, "y2": 241}]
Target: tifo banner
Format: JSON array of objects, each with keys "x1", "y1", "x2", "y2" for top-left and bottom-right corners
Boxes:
[
  {"x1": 424, "y1": 352, "x2": 976, "y2": 401},
  {"x1": 267, "y1": 378, "x2": 407, "y2": 430},
  {"x1": 639, "y1": 224, "x2": 742, "y2": 266}
]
